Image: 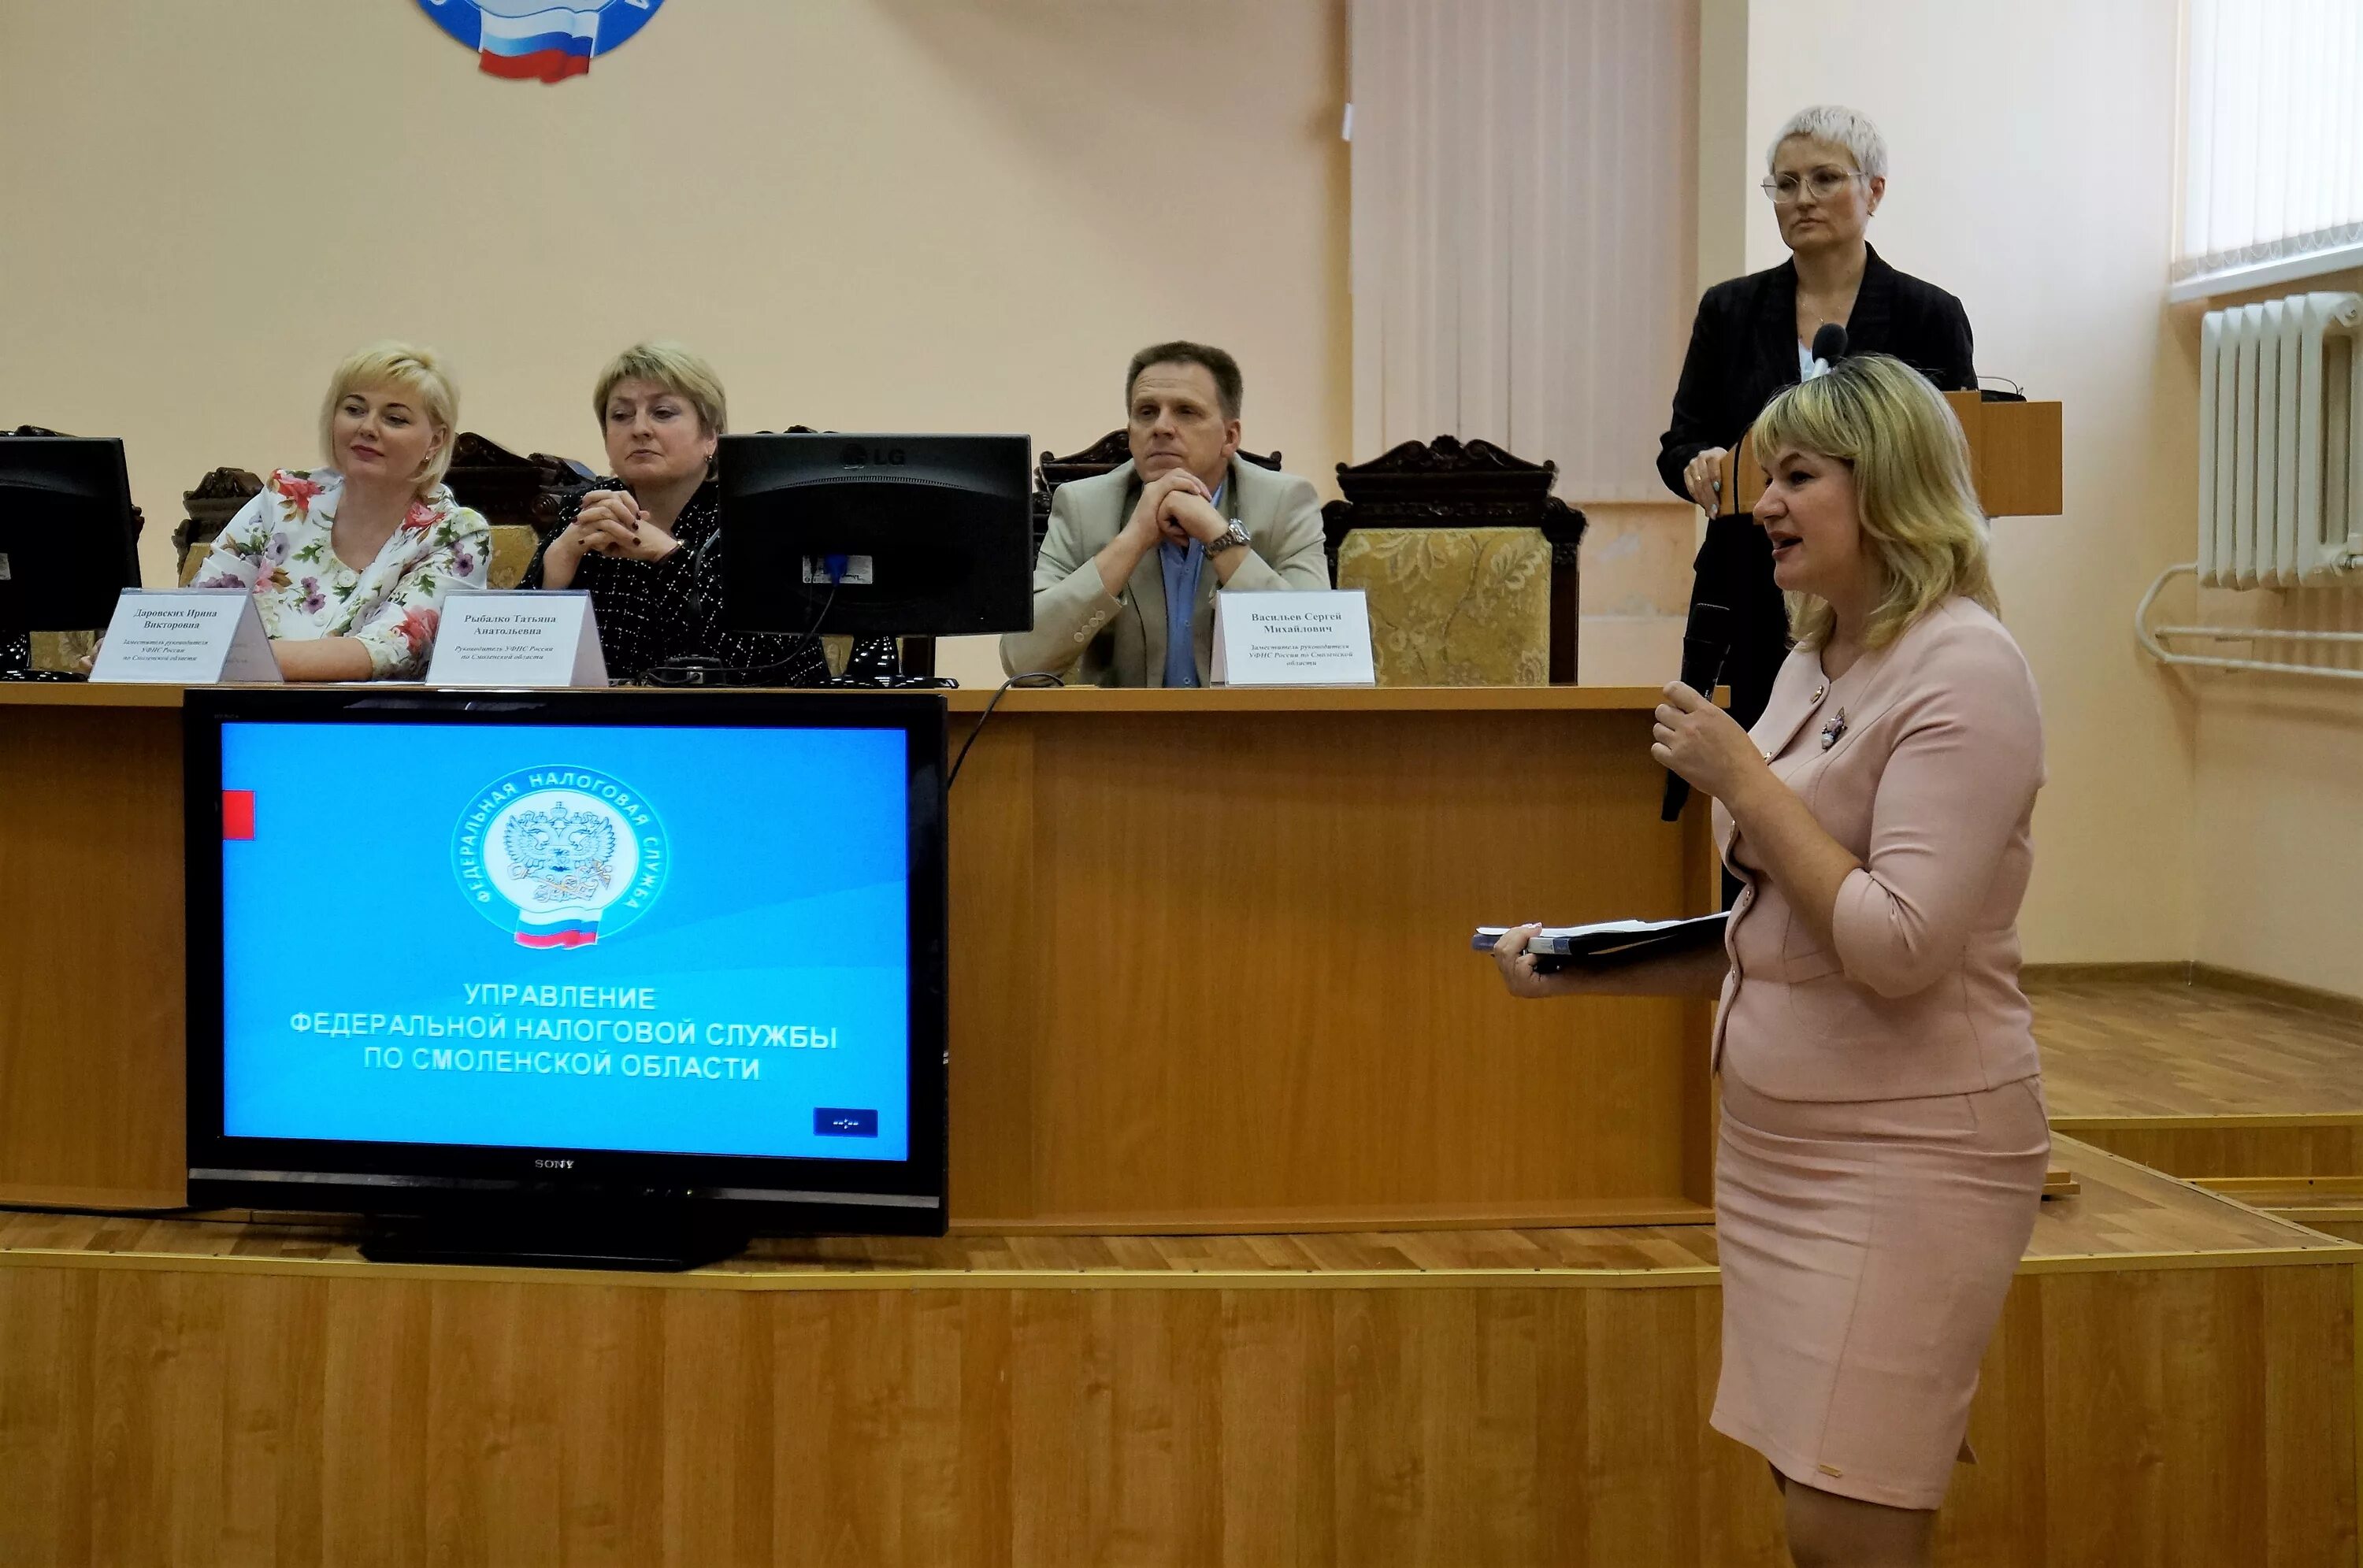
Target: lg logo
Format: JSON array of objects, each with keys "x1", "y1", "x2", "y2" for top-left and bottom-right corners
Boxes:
[{"x1": 840, "y1": 443, "x2": 908, "y2": 469}]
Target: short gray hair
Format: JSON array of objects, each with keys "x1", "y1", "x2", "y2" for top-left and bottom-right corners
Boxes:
[{"x1": 1767, "y1": 105, "x2": 1887, "y2": 181}]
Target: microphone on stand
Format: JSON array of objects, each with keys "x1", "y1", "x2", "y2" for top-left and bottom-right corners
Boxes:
[
  {"x1": 1808, "y1": 322, "x2": 1848, "y2": 377},
  {"x1": 1660, "y1": 600, "x2": 1734, "y2": 822}
]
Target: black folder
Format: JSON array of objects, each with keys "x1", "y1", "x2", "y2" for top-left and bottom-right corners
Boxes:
[{"x1": 1470, "y1": 913, "x2": 1727, "y2": 973}]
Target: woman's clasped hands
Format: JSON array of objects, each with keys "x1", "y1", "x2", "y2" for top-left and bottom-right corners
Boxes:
[{"x1": 569, "y1": 489, "x2": 681, "y2": 564}]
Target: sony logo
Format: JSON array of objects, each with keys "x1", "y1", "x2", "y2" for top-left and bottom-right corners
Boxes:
[
  {"x1": 839, "y1": 443, "x2": 907, "y2": 468},
  {"x1": 533, "y1": 1158, "x2": 574, "y2": 1170}
]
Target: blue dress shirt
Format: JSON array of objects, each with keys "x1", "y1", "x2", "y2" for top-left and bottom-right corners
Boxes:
[{"x1": 1156, "y1": 481, "x2": 1225, "y2": 688}]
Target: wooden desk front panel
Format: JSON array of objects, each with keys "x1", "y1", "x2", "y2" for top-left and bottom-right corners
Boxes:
[
  {"x1": 0, "y1": 688, "x2": 1709, "y2": 1227},
  {"x1": 948, "y1": 702, "x2": 1713, "y2": 1231},
  {"x1": 0, "y1": 704, "x2": 187, "y2": 1208}
]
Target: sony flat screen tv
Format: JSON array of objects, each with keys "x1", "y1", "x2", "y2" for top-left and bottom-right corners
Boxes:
[{"x1": 184, "y1": 687, "x2": 948, "y2": 1267}]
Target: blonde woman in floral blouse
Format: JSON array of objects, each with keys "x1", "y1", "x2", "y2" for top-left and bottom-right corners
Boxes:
[{"x1": 191, "y1": 342, "x2": 489, "y2": 680}]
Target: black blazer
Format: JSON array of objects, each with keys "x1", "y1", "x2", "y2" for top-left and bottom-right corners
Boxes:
[{"x1": 1656, "y1": 244, "x2": 1975, "y2": 502}]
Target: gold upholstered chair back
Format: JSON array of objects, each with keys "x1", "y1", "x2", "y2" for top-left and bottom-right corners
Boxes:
[
  {"x1": 484, "y1": 525, "x2": 537, "y2": 589},
  {"x1": 1322, "y1": 436, "x2": 1587, "y2": 684},
  {"x1": 1336, "y1": 526, "x2": 1552, "y2": 687}
]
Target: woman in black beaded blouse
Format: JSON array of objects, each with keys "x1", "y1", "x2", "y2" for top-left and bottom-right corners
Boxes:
[{"x1": 524, "y1": 341, "x2": 825, "y2": 684}]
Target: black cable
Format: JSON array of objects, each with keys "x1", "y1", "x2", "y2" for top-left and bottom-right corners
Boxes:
[
  {"x1": 948, "y1": 672, "x2": 1062, "y2": 788},
  {"x1": 800, "y1": 576, "x2": 840, "y2": 649}
]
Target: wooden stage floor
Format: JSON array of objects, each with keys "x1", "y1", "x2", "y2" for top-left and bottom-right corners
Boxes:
[
  {"x1": 3, "y1": 979, "x2": 2358, "y2": 1562},
  {"x1": 0, "y1": 1130, "x2": 2353, "y2": 1565},
  {"x1": 2035, "y1": 973, "x2": 2363, "y2": 1182},
  {"x1": 0, "y1": 1132, "x2": 2338, "y2": 1286}
]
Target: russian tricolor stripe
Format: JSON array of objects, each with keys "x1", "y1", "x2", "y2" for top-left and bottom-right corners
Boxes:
[
  {"x1": 478, "y1": 6, "x2": 599, "y2": 81},
  {"x1": 516, "y1": 914, "x2": 599, "y2": 949}
]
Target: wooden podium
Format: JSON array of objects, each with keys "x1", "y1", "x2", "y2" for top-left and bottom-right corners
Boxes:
[{"x1": 1720, "y1": 391, "x2": 2064, "y2": 517}]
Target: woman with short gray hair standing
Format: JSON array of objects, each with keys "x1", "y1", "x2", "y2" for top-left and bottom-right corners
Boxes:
[{"x1": 1657, "y1": 105, "x2": 1977, "y2": 737}]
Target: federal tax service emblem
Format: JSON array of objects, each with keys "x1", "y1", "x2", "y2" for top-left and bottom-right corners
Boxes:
[
  {"x1": 453, "y1": 767, "x2": 669, "y2": 949},
  {"x1": 413, "y1": 0, "x2": 669, "y2": 83}
]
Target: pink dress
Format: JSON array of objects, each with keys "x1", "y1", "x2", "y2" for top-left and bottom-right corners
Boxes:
[{"x1": 1707, "y1": 598, "x2": 2049, "y2": 1511}]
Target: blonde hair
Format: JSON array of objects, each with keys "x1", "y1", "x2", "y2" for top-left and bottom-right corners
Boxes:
[
  {"x1": 320, "y1": 341, "x2": 459, "y2": 495},
  {"x1": 592, "y1": 341, "x2": 729, "y2": 436},
  {"x1": 1749, "y1": 354, "x2": 1997, "y2": 650}
]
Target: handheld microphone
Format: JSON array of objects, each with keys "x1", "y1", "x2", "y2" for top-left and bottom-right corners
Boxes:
[
  {"x1": 1660, "y1": 600, "x2": 1734, "y2": 822},
  {"x1": 1808, "y1": 323, "x2": 1848, "y2": 376}
]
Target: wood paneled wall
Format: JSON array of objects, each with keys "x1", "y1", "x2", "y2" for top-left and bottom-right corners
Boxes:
[
  {"x1": 944, "y1": 696, "x2": 1716, "y2": 1231},
  {"x1": 0, "y1": 1259, "x2": 2347, "y2": 1566},
  {"x1": 0, "y1": 703, "x2": 185, "y2": 1208}
]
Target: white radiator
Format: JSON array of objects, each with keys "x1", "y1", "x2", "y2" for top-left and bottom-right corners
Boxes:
[{"x1": 2197, "y1": 291, "x2": 2363, "y2": 588}]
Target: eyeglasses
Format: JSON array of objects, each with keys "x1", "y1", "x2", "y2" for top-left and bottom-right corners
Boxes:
[{"x1": 1761, "y1": 167, "x2": 1864, "y2": 205}]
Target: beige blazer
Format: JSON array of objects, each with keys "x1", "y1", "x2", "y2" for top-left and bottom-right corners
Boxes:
[
  {"x1": 1712, "y1": 597, "x2": 2046, "y2": 1102},
  {"x1": 999, "y1": 458, "x2": 1331, "y2": 686}
]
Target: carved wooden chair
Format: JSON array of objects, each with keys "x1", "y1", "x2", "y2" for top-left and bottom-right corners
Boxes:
[
  {"x1": 174, "y1": 467, "x2": 265, "y2": 580},
  {"x1": 1322, "y1": 436, "x2": 1588, "y2": 686},
  {"x1": 1032, "y1": 431, "x2": 1284, "y2": 559},
  {"x1": 444, "y1": 432, "x2": 601, "y2": 588},
  {"x1": 444, "y1": 432, "x2": 595, "y2": 535}
]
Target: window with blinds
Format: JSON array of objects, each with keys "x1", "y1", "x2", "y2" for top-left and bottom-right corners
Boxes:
[{"x1": 2176, "y1": 0, "x2": 2363, "y2": 296}]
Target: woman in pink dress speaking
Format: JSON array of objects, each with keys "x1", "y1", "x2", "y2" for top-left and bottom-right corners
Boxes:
[{"x1": 1496, "y1": 353, "x2": 2047, "y2": 1566}]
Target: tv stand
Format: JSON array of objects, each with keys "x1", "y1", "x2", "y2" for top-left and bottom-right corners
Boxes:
[{"x1": 360, "y1": 1214, "x2": 747, "y2": 1273}]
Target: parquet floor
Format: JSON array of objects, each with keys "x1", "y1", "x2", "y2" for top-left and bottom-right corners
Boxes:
[
  {"x1": 0, "y1": 1132, "x2": 2335, "y2": 1290},
  {"x1": 2032, "y1": 974, "x2": 2363, "y2": 1118}
]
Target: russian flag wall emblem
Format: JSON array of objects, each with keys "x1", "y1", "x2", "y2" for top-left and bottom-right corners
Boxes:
[{"x1": 414, "y1": 0, "x2": 668, "y2": 83}]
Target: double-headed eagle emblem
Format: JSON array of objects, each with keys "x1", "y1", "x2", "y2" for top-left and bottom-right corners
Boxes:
[{"x1": 503, "y1": 800, "x2": 617, "y2": 904}]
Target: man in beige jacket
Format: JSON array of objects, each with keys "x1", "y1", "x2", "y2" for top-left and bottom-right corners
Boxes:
[{"x1": 1000, "y1": 341, "x2": 1330, "y2": 687}]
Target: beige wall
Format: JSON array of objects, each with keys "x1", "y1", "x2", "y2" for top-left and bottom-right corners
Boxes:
[
  {"x1": 0, "y1": 0, "x2": 1351, "y2": 684},
  {"x1": 1744, "y1": 0, "x2": 2202, "y2": 968},
  {"x1": 2187, "y1": 265, "x2": 2363, "y2": 998}
]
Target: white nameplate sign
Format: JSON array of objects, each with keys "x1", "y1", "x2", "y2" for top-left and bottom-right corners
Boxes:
[
  {"x1": 89, "y1": 589, "x2": 282, "y2": 684},
  {"x1": 427, "y1": 590, "x2": 608, "y2": 688},
  {"x1": 1209, "y1": 589, "x2": 1376, "y2": 688}
]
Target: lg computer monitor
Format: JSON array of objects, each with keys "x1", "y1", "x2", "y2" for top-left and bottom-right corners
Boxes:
[
  {"x1": 718, "y1": 432, "x2": 1033, "y2": 639},
  {"x1": 0, "y1": 435, "x2": 140, "y2": 634},
  {"x1": 184, "y1": 688, "x2": 949, "y2": 1266}
]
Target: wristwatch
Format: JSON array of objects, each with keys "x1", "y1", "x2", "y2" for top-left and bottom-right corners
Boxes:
[{"x1": 1206, "y1": 521, "x2": 1252, "y2": 556}]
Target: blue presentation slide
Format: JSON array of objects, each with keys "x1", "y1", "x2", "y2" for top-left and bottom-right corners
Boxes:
[{"x1": 217, "y1": 720, "x2": 911, "y2": 1162}]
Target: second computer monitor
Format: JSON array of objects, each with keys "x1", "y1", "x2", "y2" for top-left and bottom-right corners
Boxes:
[
  {"x1": 718, "y1": 433, "x2": 1033, "y2": 639},
  {"x1": 0, "y1": 435, "x2": 141, "y2": 634}
]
